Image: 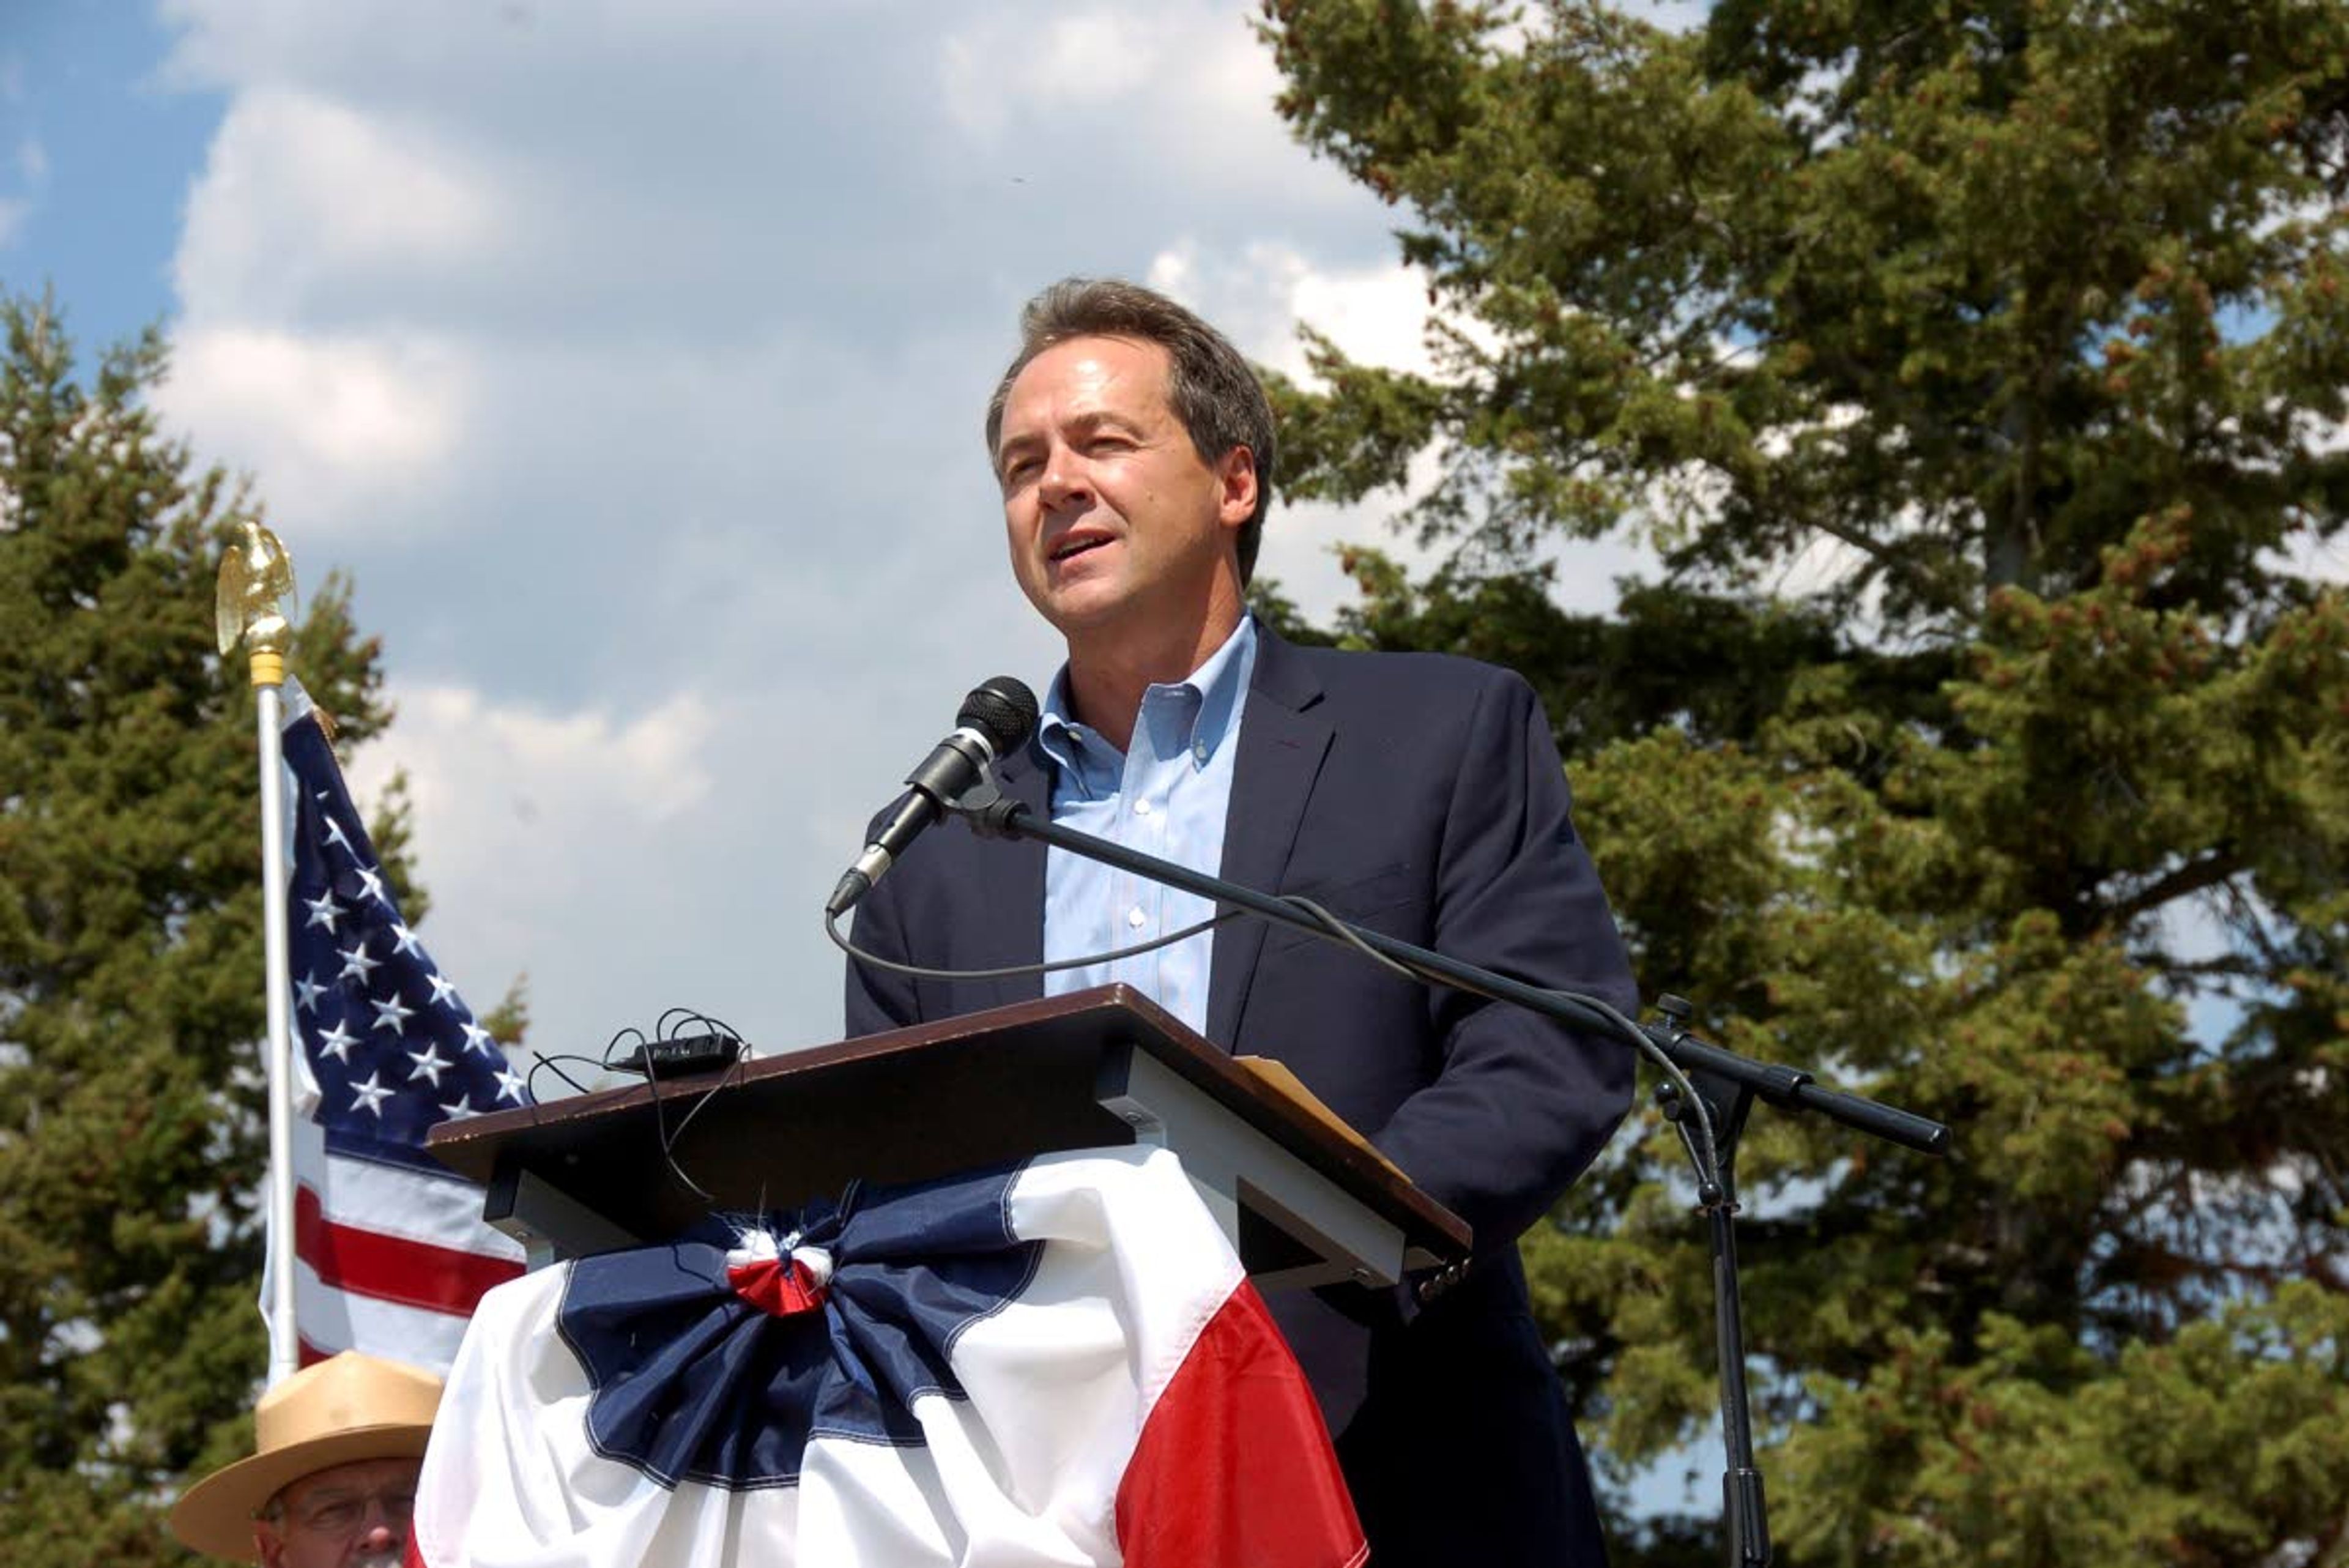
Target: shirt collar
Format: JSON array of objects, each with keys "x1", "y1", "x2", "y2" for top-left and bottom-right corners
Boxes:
[
  {"x1": 1186, "y1": 612, "x2": 1255, "y2": 766},
  {"x1": 1037, "y1": 613, "x2": 1258, "y2": 776}
]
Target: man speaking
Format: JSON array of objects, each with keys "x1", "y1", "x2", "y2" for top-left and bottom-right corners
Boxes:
[{"x1": 844, "y1": 278, "x2": 1638, "y2": 1566}]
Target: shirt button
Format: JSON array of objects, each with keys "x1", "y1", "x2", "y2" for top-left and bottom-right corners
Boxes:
[
  {"x1": 1127, "y1": 906, "x2": 1146, "y2": 929},
  {"x1": 1134, "y1": 798, "x2": 1153, "y2": 817},
  {"x1": 1193, "y1": 741, "x2": 1208, "y2": 762}
]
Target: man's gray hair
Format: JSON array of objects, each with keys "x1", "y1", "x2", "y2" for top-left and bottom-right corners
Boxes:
[{"x1": 985, "y1": 278, "x2": 1278, "y2": 585}]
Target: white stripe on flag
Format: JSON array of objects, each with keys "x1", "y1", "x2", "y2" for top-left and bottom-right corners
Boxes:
[
  {"x1": 283, "y1": 1110, "x2": 521, "y2": 1369},
  {"x1": 291, "y1": 1258, "x2": 475, "y2": 1370},
  {"x1": 291, "y1": 1115, "x2": 525, "y2": 1261}
]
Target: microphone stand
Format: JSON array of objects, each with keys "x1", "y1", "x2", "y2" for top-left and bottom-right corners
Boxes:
[{"x1": 941, "y1": 780, "x2": 1950, "y2": 1568}]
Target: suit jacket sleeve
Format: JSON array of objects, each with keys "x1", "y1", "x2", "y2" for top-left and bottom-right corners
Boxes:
[{"x1": 1371, "y1": 669, "x2": 1638, "y2": 1254}]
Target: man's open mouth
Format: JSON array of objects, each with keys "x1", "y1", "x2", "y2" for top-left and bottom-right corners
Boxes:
[{"x1": 1051, "y1": 536, "x2": 1112, "y2": 562}]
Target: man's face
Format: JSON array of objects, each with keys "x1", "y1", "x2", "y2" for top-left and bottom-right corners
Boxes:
[
  {"x1": 253, "y1": 1456, "x2": 420, "y2": 1568},
  {"x1": 994, "y1": 335, "x2": 1256, "y2": 640}
]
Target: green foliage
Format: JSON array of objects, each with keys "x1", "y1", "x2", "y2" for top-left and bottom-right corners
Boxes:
[
  {"x1": 1774, "y1": 1289, "x2": 2349, "y2": 1566},
  {"x1": 1262, "y1": 2, "x2": 2349, "y2": 1561},
  {"x1": 0, "y1": 292, "x2": 405, "y2": 1564}
]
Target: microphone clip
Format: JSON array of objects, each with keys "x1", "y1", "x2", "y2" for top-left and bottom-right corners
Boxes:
[{"x1": 943, "y1": 778, "x2": 1029, "y2": 841}]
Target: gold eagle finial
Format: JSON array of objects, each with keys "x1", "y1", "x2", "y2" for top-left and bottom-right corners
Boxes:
[{"x1": 215, "y1": 521, "x2": 298, "y2": 683}]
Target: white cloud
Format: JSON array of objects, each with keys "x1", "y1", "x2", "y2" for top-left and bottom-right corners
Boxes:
[
  {"x1": 379, "y1": 683, "x2": 721, "y2": 828},
  {"x1": 934, "y1": 4, "x2": 1353, "y2": 214},
  {"x1": 0, "y1": 106, "x2": 45, "y2": 253},
  {"x1": 1630, "y1": 0, "x2": 1711, "y2": 28},
  {"x1": 339, "y1": 682, "x2": 733, "y2": 1058},
  {"x1": 1287, "y1": 266, "x2": 1442, "y2": 380},
  {"x1": 156, "y1": 325, "x2": 470, "y2": 516},
  {"x1": 2266, "y1": 528, "x2": 2349, "y2": 586},
  {"x1": 940, "y1": 11, "x2": 1159, "y2": 127},
  {"x1": 173, "y1": 88, "x2": 506, "y2": 325},
  {"x1": 1147, "y1": 239, "x2": 1439, "y2": 382}
]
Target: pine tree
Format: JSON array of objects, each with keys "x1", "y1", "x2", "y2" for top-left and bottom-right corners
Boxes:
[
  {"x1": 1258, "y1": 2, "x2": 2349, "y2": 1561},
  {"x1": 0, "y1": 292, "x2": 408, "y2": 1563}
]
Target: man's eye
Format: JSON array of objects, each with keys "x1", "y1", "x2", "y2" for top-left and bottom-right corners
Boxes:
[{"x1": 297, "y1": 1492, "x2": 414, "y2": 1531}]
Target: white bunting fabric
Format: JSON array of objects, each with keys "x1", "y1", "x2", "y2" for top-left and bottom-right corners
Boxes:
[{"x1": 408, "y1": 1146, "x2": 1366, "y2": 1568}]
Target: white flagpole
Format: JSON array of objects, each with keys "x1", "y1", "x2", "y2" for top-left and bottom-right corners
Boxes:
[
  {"x1": 255, "y1": 678, "x2": 298, "y2": 1384},
  {"x1": 219, "y1": 522, "x2": 302, "y2": 1385}
]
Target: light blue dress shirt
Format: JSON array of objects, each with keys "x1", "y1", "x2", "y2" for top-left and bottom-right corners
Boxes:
[{"x1": 1036, "y1": 615, "x2": 1258, "y2": 1038}]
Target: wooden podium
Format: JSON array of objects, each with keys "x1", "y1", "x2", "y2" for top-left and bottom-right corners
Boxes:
[{"x1": 426, "y1": 986, "x2": 1469, "y2": 1290}]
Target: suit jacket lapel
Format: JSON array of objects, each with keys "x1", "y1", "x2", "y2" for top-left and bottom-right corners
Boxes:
[
  {"x1": 963, "y1": 743, "x2": 1051, "y2": 1014},
  {"x1": 1207, "y1": 628, "x2": 1332, "y2": 1049}
]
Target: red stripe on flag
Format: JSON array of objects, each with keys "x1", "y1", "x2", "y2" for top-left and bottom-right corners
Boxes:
[
  {"x1": 296, "y1": 1183, "x2": 524, "y2": 1312},
  {"x1": 1115, "y1": 1280, "x2": 1367, "y2": 1568}
]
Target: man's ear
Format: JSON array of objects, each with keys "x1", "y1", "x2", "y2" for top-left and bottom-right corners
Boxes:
[
  {"x1": 254, "y1": 1520, "x2": 284, "y2": 1568},
  {"x1": 1216, "y1": 445, "x2": 1258, "y2": 530}
]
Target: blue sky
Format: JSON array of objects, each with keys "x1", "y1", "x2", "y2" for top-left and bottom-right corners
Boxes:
[{"x1": 1, "y1": 1, "x2": 219, "y2": 353}]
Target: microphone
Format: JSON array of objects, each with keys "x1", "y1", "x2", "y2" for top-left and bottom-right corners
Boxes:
[{"x1": 826, "y1": 676, "x2": 1039, "y2": 918}]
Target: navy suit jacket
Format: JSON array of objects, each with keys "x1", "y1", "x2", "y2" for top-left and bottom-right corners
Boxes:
[{"x1": 844, "y1": 625, "x2": 1637, "y2": 1564}]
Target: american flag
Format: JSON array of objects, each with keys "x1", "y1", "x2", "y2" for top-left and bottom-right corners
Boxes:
[{"x1": 268, "y1": 678, "x2": 527, "y2": 1373}]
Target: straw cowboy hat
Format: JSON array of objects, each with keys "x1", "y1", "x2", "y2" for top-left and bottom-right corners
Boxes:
[{"x1": 168, "y1": 1353, "x2": 442, "y2": 1559}]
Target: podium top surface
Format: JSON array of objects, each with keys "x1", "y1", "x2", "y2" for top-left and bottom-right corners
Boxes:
[{"x1": 428, "y1": 985, "x2": 1469, "y2": 1262}]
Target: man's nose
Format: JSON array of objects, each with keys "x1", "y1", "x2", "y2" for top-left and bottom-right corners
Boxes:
[
  {"x1": 359, "y1": 1498, "x2": 405, "y2": 1544},
  {"x1": 1037, "y1": 446, "x2": 1089, "y2": 509}
]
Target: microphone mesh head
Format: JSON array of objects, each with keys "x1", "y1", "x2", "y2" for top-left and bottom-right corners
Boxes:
[{"x1": 960, "y1": 677, "x2": 1039, "y2": 757}]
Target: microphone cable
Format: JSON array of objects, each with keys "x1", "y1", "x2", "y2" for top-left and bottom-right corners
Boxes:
[
  {"x1": 828, "y1": 896, "x2": 1722, "y2": 1192},
  {"x1": 825, "y1": 905, "x2": 1240, "y2": 981},
  {"x1": 601, "y1": 1008, "x2": 752, "y2": 1203}
]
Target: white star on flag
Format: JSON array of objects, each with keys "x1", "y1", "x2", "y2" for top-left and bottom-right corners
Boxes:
[
  {"x1": 407, "y1": 1043, "x2": 453, "y2": 1088},
  {"x1": 348, "y1": 1072, "x2": 395, "y2": 1117},
  {"x1": 371, "y1": 995, "x2": 416, "y2": 1035},
  {"x1": 295, "y1": 972, "x2": 328, "y2": 1014},
  {"x1": 337, "y1": 940, "x2": 380, "y2": 984},
  {"x1": 304, "y1": 893, "x2": 344, "y2": 933},
  {"x1": 428, "y1": 973, "x2": 459, "y2": 1008},
  {"x1": 390, "y1": 921, "x2": 425, "y2": 959},
  {"x1": 316, "y1": 1018, "x2": 361, "y2": 1063}
]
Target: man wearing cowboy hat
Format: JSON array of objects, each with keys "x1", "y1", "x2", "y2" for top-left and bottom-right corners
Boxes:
[{"x1": 169, "y1": 1352, "x2": 440, "y2": 1568}]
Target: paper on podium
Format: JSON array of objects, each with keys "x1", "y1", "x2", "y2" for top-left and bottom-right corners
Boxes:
[{"x1": 1233, "y1": 1057, "x2": 1408, "y2": 1183}]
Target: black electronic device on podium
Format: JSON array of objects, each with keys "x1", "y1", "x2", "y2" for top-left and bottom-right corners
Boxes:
[{"x1": 425, "y1": 984, "x2": 1470, "y2": 1291}]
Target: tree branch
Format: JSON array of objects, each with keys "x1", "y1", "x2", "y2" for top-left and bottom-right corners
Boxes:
[{"x1": 2103, "y1": 848, "x2": 2243, "y2": 928}]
